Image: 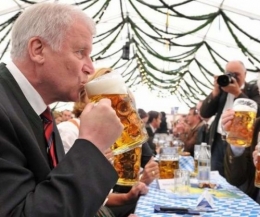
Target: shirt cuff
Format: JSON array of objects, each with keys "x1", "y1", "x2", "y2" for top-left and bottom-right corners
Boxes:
[
  {"x1": 230, "y1": 145, "x2": 245, "y2": 157},
  {"x1": 103, "y1": 189, "x2": 113, "y2": 205}
]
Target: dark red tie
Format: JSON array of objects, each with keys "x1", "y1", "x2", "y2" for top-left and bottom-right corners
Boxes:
[{"x1": 41, "y1": 107, "x2": 57, "y2": 168}]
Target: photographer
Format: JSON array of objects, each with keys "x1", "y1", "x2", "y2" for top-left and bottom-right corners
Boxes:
[{"x1": 200, "y1": 60, "x2": 260, "y2": 177}]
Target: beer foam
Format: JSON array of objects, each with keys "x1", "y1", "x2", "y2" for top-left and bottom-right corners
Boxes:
[
  {"x1": 233, "y1": 104, "x2": 257, "y2": 112},
  {"x1": 86, "y1": 76, "x2": 128, "y2": 96}
]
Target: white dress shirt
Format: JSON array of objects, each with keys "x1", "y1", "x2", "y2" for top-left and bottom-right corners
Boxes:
[
  {"x1": 57, "y1": 118, "x2": 80, "y2": 153},
  {"x1": 6, "y1": 61, "x2": 46, "y2": 115}
]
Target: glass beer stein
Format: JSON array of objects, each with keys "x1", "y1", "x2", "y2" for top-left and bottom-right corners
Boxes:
[
  {"x1": 254, "y1": 133, "x2": 260, "y2": 188},
  {"x1": 85, "y1": 70, "x2": 148, "y2": 155},
  {"x1": 159, "y1": 147, "x2": 179, "y2": 179},
  {"x1": 226, "y1": 98, "x2": 257, "y2": 147},
  {"x1": 113, "y1": 145, "x2": 142, "y2": 186}
]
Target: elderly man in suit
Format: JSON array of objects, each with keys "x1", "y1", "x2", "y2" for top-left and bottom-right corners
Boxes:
[
  {"x1": 200, "y1": 60, "x2": 260, "y2": 177},
  {"x1": 0, "y1": 3, "x2": 125, "y2": 217}
]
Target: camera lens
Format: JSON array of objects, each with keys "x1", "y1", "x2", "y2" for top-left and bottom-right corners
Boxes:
[{"x1": 217, "y1": 74, "x2": 233, "y2": 87}]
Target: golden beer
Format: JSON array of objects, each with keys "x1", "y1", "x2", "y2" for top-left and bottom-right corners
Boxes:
[
  {"x1": 226, "y1": 98, "x2": 257, "y2": 147},
  {"x1": 159, "y1": 160, "x2": 179, "y2": 179},
  {"x1": 113, "y1": 146, "x2": 142, "y2": 186},
  {"x1": 255, "y1": 154, "x2": 260, "y2": 187},
  {"x1": 85, "y1": 72, "x2": 148, "y2": 155},
  {"x1": 194, "y1": 158, "x2": 198, "y2": 175},
  {"x1": 172, "y1": 138, "x2": 184, "y2": 154}
]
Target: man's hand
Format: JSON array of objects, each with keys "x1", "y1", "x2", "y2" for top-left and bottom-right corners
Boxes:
[
  {"x1": 140, "y1": 158, "x2": 159, "y2": 185},
  {"x1": 221, "y1": 77, "x2": 242, "y2": 97},
  {"x1": 125, "y1": 182, "x2": 148, "y2": 203},
  {"x1": 221, "y1": 109, "x2": 234, "y2": 132},
  {"x1": 78, "y1": 98, "x2": 123, "y2": 152},
  {"x1": 212, "y1": 75, "x2": 221, "y2": 98},
  {"x1": 253, "y1": 145, "x2": 259, "y2": 168}
]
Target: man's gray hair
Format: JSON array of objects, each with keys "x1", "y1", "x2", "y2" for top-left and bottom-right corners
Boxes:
[{"x1": 11, "y1": 3, "x2": 96, "y2": 60}]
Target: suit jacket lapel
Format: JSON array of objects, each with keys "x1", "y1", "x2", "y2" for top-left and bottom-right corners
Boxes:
[{"x1": 0, "y1": 63, "x2": 65, "y2": 163}]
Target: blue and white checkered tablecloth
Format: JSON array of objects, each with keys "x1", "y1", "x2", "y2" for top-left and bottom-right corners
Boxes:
[
  {"x1": 179, "y1": 156, "x2": 194, "y2": 172},
  {"x1": 135, "y1": 175, "x2": 260, "y2": 217}
]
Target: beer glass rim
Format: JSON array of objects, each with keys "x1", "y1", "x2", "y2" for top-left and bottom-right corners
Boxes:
[
  {"x1": 86, "y1": 69, "x2": 122, "y2": 83},
  {"x1": 233, "y1": 98, "x2": 257, "y2": 111}
]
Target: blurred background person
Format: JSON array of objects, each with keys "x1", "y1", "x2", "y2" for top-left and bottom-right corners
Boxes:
[
  {"x1": 195, "y1": 100, "x2": 215, "y2": 145},
  {"x1": 156, "y1": 111, "x2": 169, "y2": 134},
  {"x1": 200, "y1": 60, "x2": 260, "y2": 177},
  {"x1": 183, "y1": 107, "x2": 203, "y2": 156},
  {"x1": 172, "y1": 115, "x2": 189, "y2": 142},
  {"x1": 146, "y1": 110, "x2": 161, "y2": 155},
  {"x1": 61, "y1": 109, "x2": 72, "y2": 121},
  {"x1": 52, "y1": 110, "x2": 63, "y2": 125},
  {"x1": 138, "y1": 108, "x2": 149, "y2": 124}
]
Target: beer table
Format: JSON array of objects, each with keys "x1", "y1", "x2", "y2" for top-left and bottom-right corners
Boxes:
[{"x1": 135, "y1": 174, "x2": 260, "y2": 216}]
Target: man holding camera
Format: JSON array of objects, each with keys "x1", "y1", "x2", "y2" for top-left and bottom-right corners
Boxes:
[{"x1": 200, "y1": 60, "x2": 260, "y2": 177}]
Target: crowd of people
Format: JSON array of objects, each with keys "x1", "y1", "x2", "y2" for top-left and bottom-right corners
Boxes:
[{"x1": 1, "y1": 2, "x2": 260, "y2": 217}]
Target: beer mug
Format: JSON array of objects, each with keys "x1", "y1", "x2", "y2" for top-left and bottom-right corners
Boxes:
[
  {"x1": 254, "y1": 133, "x2": 260, "y2": 188},
  {"x1": 226, "y1": 98, "x2": 257, "y2": 147},
  {"x1": 159, "y1": 147, "x2": 179, "y2": 179},
  {"x1": 174, "y1": 169, "x2": 190, "y2": 194},
  {"x1": 113, "y1": 145, "x2": 142, "y2": 186},
  {"x1": 172, "y1": 137, "x2": 184, "y2": 154},
  {"x1": 85, "y1": 71, "x2": 148, "y2": 155}
]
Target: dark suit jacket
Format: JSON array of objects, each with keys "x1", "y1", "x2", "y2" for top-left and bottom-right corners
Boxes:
[
  {"x1": 145, "y1": 125, "x2": 156, "y2": 155},
  {"x1": 0, "y1": 63, "x2": 118, "y2": 217},
  {"x1": 200, "y1": 82, "x2": 260, "y2": 148},
  {"x1": 224, "y1": 118, "x2": 260, "y2": 200},
  {"x1": 196, "y1": 122, "x2": 210, "y2": 145}
]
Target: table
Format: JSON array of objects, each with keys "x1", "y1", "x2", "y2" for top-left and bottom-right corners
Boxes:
[{"x1": 135, "y1": 175, "x2": 260, "y2": 216}]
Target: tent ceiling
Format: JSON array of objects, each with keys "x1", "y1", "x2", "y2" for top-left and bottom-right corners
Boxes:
[{"x1": 1, "y1": 0, "x2": 260, "y2": 106}]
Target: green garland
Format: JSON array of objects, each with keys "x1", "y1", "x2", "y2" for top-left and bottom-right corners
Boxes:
[{"x1": 0, "y1": 0, "x2": 260, "y2": 106}]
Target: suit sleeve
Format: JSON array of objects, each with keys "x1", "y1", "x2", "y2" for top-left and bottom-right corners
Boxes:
[
  {"x1": 224, "y1": 118, "x2": 260, "y2": 199},
  {"x1": 0, "y1": 108, "x2": 118, "y2": 217},
  {"x1": 224, "y1": 145, "x2": 250, "y2": 186},
  {"x1": 200, "y1": 93, "x2": 221, "y2": 119}
]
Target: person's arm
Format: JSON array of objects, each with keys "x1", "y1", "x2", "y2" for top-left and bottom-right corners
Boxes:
[
  {"x1": 224, "y1": 118, "x2": 260, "y2": 189},
  {"x1": 106, "y1": 182, "x2": 148, "y2": 206},
  {"x1": 224, "y1": 144, "x2": 251, "y2": 186},
  {"x1": 183, "y1": 127, "x2": 200, "y2": 155},
  {"x1": 200, "y1": 76, "x2": 221, "y2": 119},
  {"x1": 139, "y1": 158, "x2": 159, "y2": 185},
  {"x1": 0, "y1": 99, "x2": 122, "y2": 217},
  {"x1": 200, "y1": 93, "x2": 220, "y2": 119}
]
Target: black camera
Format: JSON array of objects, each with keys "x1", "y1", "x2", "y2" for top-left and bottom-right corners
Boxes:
[{"x1": 217, "y1": 72, "x2": 237, "y2": 87}]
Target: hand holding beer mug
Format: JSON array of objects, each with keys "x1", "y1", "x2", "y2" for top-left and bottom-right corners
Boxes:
[
  {"x1": 254, "y1": 133, "x2": 260, "y2": 188},
  {"x1": 226, "y1": 98, "x2": 257, "y2": 147},
  {"x1": 85, "y1": 71, "x2": 148, "y2": 155},
  {"x1": 159, "y1": 147, "x2": 179, "y2": 179}
]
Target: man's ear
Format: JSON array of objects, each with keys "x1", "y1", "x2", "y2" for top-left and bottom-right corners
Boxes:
[{"x1": 27, "y1": 37, "x2": 45, "y2": 64}]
